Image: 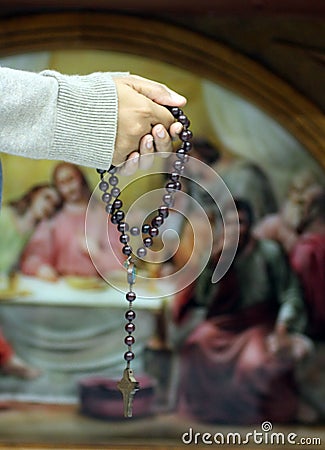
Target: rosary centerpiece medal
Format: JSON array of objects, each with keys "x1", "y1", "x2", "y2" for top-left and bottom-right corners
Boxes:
[{"x1": 96, "y1": 107, "x2": 192, "y2": 417}]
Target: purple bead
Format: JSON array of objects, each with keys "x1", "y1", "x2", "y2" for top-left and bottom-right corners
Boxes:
[
  {"x1": 113, "y1": 199, "x2": 123, "y2": 210},
  {"x1": 179, "y1": 129, "x2": 193, "y2": 142},
  {"x1": 178, "y1": 114, "x2": 190, "y2": 127},
  {"x1": 174, "y1": 181, "x2": 182, "y2": 190},
  {"x1": 151, "y1": 215, "x2": 164, "y2": 227},
  {"x1": 124, "y1": 351, "x2": 135, "y2": 362},
  {"x1": 109, "y1": 175, "x2": 118, "y2": 186},
  {"x1": 111, "y1": 214, "x2": 119, "y2": 224},
  {"x1": 166, "y1": 182, "x2": 176, "y2": 193},
  {"x1": 122, "y1": 245, "x2": 132, "y2": 256},
  {"x1": 143, "y1": 237, "x2": 153, "y2": 248},
  {"x1": 126, "y1": 291, "x2": 136, "y2": 301},
  {"x1": 149, "y1": 227, "x2": 159, "y2": 237},
  {"x1": 158, "y1": 206, "x2": 169, "y2": 218},
  {"x1": 130, "y1": 226, "x2": 140, "y2": 236},
  {"x1": 125, "y1": 310, "x2": 136, "y2": 321},
  {"x1": 182, "y1": 141, "x2": 192, "y2": 152},
  {"x1": 142, "y1": 224, "x2": 151, "y2": 234},
  {"x1": 105, "y1": 204, "x2": 113, "y2": 214},
  {"x1": 111, "y1": 187, "x2": 120, "y2": 197},
  {"x1": 136, "y1": 247, "x2": 147, "y2": 258},
  {"x1": 124, "y1": 335, "x2": 135, "y2": 346},
  {"x1": 102, "y1": 192, "x2": 111, "y2": 203},
  {"x1": 163, "y1": 194, "x2": 173, "y2": 206},
  {"x1": 125, "y1": 322, "x2": 136, "y2": 333},
  {"x1": 99, "y1": 181, "x2": 109, "y2": 191},
  {"x1": 169, "y1": 107, "x2": 182, "y2": 118},
  {"x1": 170, "y1": 172, "x2": 180, "y2": 182},
  {"x1": 120, "y1": 234, "x2": 130, "y2": 244},
  {"x1": 97, "y1": 168, "x2": 107, "y2": 175},
  {"x1": 173, "y1": 160, "x2": 185, "y2": 173},
  {"x1": 118, "y1": 222, "x2": 129, "y2": 233},
  {"x1": 115, "y1": 210, "x2": 125, "y2": 221}
]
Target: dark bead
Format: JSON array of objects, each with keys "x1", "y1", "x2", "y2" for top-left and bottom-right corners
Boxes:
[
  {"x1": 124, "y1": 351, "x2": 135, "y2": 362},
  {"x1": 99, "y1": 181, "x2": 109, "y2": 192},
  {"x1": 170, "y1": 172, "x2": 180, "y2": 181},
  {"x1": 173, "y1": 160, "x2": 185, "y2": 173},
  {"x1": 115, "y1": 210, "x2": 125, "y2": 221},
  {"x1": 125, "y1": 310, "x2": 136, "y2": 321},
  {"x1": 142, "y1": 223, "x2": 151, "y2": 234},
  {"x1": 124, "y1": 335, "x2": 135, "y2": 346},
  {"x1": 126, "y1": 291, "x2": 136, "y2": 301},
  {"x1": 118, "y1": 222, "x2": 129, "y2": 233},
  {"x1": 166, "y1": 182, "x2": 176, "y2": 193},
  {"x1": 111, "y1": 187, "x2": 120, "y2": 197},
  {"x1": 158, "y1": 206, "x2": 169, "y2": 218},
  {"x1": 130, "y1": 226, "x2": 140, "y2": 236},
  {"x1": 96, "y1": 168, "x2": 107, "y2": 175},
  {"x1": 136, "y1": 247, "x2": 147, "y2": 258},
  {"x1": 178, "y1": 114, "x2": 190, "y2": 127},
  {"x1": 179, "y1": 129, "x2": 193, "y2": 142},
  {"x1": 149, "y1": 227, "x2": 159, "y2": 237},
  {"x1": 102, "y1": 192, "x2": 111, "y2": 203},
  {"x1": 120, "y1": 234, "x2": 130, "y2": 244},
  {"x1": 143, "y1": 237, "x2": 153, "y2": 248},
  {"x1": 163, "y1": 194, "x2": 174, "y2": 206},
  {"x1": 176, "y1": 149, "x2": 190, "y2": 162},
  {"x1": 122, "y1": 245, "x2": 132, "y2": 256},
  {"x1": 108, "y1": 166, "x2": 118, "y2": 174},
  {"x1": 182, "y1": 141, "x2": 192, "y2": 152},
  {"x1": 105, "y1": 204, "x2": 113, "y2": 214},
  {"x1": 175, "y1": 181, "x2": 182, "y2": 190},
  {"x1": 151, "y1": 215, "x2": 164, "y2": 228},
  {"x1": 169, "y1": 107, "x2": 182, "y2": 118},
  {"x1": 125, "y1": 322, "x2": 136, "y2": 333},
  {"x1": 111, "y1": 214, "x2": 119, "y2": 224},
  {"x1": 109, "y1": 175, "x2": 118, "y2": 186},
  {"x1": 112, "y1": 199, "x2": 123, "y2": 210}
]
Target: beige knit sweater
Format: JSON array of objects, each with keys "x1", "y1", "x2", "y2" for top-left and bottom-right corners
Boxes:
[{"x1": 0, "y1": 67, "x2": 123, "y2": 169}]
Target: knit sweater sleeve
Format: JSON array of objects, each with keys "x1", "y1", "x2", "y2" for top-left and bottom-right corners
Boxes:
[{"x1": 0, "y1": 67, "x2": 127, "y2": 169}]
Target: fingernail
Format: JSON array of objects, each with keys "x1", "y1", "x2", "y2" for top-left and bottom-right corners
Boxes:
[
  {"x1": 156, "y1": 126, "x2": 166, "y2": 139},
  {"x1": 175, "y1": 123, "x2": 183, "y2": 134},
  {"x1": 168, "y1": 89, "x2": 187, "y2": 105},
  {"x1": 146, "y1": 137, "x2": 154, "y2": 149}
]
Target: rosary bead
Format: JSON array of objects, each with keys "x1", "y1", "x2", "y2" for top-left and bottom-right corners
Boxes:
[
  {"x1": 182, "y1": 141, "x2": 192, "y2": 152},
  {"x1": 111, "y1": 214, "x2": 119, "y2": 224},
  {"x1": 109, "y1": 175, "x2": 119, "y2": 186},
  {"x1": 151, "y1": 215, "x2": 164, "y2": 228},
  {"x1": 125, "y1": 309, "x2": 136, "y2": 321},
  {"x1": 166, "y1": 182, "x2": 176, "y2": 193},
  {"x1": 162, "y1": 194, "x2": 174, "y2": 206},
  {"x1": 120, "y1": 234, "x2": 130, "y2": 244},
  {"x1": 124, "y1": 335, "x2": 135, "y2": 346},
  {"x1": 170, "y1": 172, "x2": 180, "y2": 182},
  {"x1": 126, "y1": 291, "x2": 136, "y2": 301},
  {"x1": 149, "y1": 227, "x2": 159, "y2": 237},
  {"x1": 130, "y1": 226, "x2": 140, "y2": 236},
  {"x1": 102, "y1": 192, "x2": 112, "y2": 203},
  {"x1": 142, "y1": 224, "x2": 151, "y2": 234},
  {"x1": 174, "y1": 181, "x2": 182, "y2": 190},
  {"x1": 143, "y1": 237, "x2": 153, "y2": 248},
  {"x1": 113, "y1": 199, "x2": 123, "y2": 210},
  {"x1": 178, "y1": 114, "x2": 190, "y2": 127},
  {"x1": 125, "y1": 322, "x2": 136, "y2": 333},
  {"x1": 96, "y1": 168, "x2": 107, "y2": 175},
  {"x1": 179, "y1": 129, "x2": 193, "y2": 142},
  {"x1": 173, "y1": 160, "x2": 185, "y2": 173},
  {"x1": 115, "y1": 210, "x2": 125, "y2": 221},
  {"x1": 111, "y1": 187, "x2": 120, "y2": 197},
  {"x1": 124, "y1": 351, "x2": 135, "y2": 362},
  {"x1": 158, "y1": 206, "x2": 169, "y2": 218},
  {"x1": 136, "y1": 247, "x2": 147, "y2": 258},
  {"x1": 122, "y1": 245, "x2": 132, "y2": 256},
  {"x1": 118, "y1": 222, "x2": 129, "y2": 233},
  {"x1": 105, "y1": 204, "x2": 113, "y2": 214},
  {"x1": 99, "y1": 181, "x2": 109, "y2": 192},
  {"x1": 109, "y1": 166, "x2": 118, "y2": 174},
  {"x1": 169, "y1": 107, "x2": 182, "y2": 118}
]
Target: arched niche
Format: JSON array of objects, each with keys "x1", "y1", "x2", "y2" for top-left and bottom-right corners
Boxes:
[{"x1": 0, "y1": 11, "x2": 324, "y2": 170}]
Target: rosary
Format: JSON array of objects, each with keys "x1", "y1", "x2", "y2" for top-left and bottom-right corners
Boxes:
[{"x1": 96, "y1": 107, "x2": 192, "y2": 418}]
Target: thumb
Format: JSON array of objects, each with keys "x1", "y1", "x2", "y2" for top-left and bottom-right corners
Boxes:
[{"x1": 124, "y1": 75, "x2": 187, "y2": 107}]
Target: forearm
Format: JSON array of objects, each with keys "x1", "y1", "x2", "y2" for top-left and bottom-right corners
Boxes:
[{"x1": 0, "y1": 67, "x2": 124, "y2": 169}]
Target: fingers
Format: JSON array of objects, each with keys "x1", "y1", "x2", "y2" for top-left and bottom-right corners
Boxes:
[
  {"x1": 152, "y1": 123, "x2": 181, "y2": 158},
  {"x1": 127, "y1": 75, "x2": 187, "y2": 107}
]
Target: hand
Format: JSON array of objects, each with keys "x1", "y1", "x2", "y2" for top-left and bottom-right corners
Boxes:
[{"x1": 113, "y1": 75, "x2": 186, "y2": 167}]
